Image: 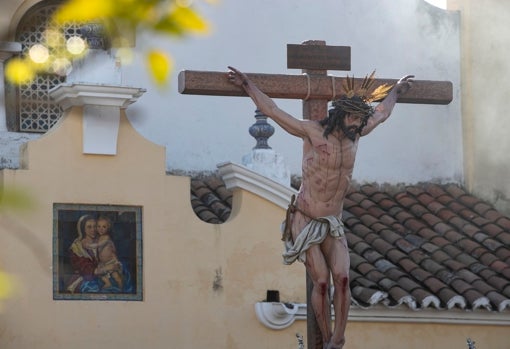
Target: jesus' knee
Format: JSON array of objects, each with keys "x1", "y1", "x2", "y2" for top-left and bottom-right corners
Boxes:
[
  {"x1": 331, "y1": 272, "x2": 349, "y2": 293},
  {"x1": 316, "y1": 280, "x2": 329, "y2": 296},
  {"x1": 308, "y1": 271, "x2": 329, "y2": 296}
]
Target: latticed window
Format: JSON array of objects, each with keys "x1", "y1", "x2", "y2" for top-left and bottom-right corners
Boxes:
[{"x1": 7, "y1": 0, "x2": 106, "y2": 133}]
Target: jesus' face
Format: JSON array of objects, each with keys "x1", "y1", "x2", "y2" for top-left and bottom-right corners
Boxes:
[{"x1": 341, "y1": 113, "x2": 364, "y2": 141}]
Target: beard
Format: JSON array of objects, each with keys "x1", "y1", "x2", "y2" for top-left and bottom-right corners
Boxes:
[{"x1": 342, "y1": 124, "x2": 360, "y2": 142}]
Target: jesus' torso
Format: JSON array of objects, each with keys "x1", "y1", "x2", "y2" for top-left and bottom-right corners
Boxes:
[{"x1": 297, "y1": 121, "x2": 358, "y2": 219}]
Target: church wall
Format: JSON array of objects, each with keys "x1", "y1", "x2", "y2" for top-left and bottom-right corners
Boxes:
[
  {"x1": 0, "y1": 106, "x2": 306, "y2": 349},
  {"x1": 456, "y1": 0, "x2": 510, "y2": 214},
  {"x1": 346, "y1": 321, "x2": 508, "y2": 349}
]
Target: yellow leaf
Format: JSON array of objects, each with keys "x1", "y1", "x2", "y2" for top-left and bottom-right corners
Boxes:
[
  {"x1": 171, "y1": 6, "x2": 209, "y2": 34},
  {"x1": 4, "y1": 58, "x2": 36, "y2": 85},
  {"x1": 53, "y1": 0, "x2": 114, "y2": 23},
  {"x1": 0, "y1": 271, "x2": 16, "y2": 300},
  {"x1": 147, "y1": 50, "x2": 173, "y2": 86}
]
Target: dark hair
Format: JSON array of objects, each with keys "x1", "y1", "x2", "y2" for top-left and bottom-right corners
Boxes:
[{"x1": 320, "y1": 96, "x2": 373, "y2": 138}]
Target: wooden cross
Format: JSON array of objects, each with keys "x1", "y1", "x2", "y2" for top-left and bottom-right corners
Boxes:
[{"x1": 178, "y1": 40, "x2": 453, "y2": 349}]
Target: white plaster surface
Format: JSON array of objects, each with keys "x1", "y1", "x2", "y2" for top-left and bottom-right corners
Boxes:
[
  {"x1": 82, "y1": 105, "x2": 120, "y2": 155},
  {"x1": 0, "y1": 131, "x2": 39, "y2": 168},
  {"x1": 121, "y1": 0, "x2": 462, "y2": 184},
  {"x1": 242, "y1": 149, "x2": 290, "y2": 186},
  {"x1": 0, "y1": 0, "x2": 462, "y2": 185},
  {"x1": 66, "y1": 49, "x2": 121, "y2": 85}
]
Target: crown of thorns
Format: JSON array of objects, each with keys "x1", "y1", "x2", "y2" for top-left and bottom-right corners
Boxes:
[{"x1": 332, "y1": 71, "x2": 393, "y2": 117}]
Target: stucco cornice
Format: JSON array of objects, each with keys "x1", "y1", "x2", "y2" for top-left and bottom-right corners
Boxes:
[
  {"x1": 217, "y1": 161, "x2": 297, "y2": 209},
  {"x1": 49, "y1": 83, "x2": 145, "y2": 155},
  {"x1": 255, "y1": 302, "x2": 510, "y2": 329},
  {"x1": 49, "y1": 83, "x2": 145, "y2": 111}
]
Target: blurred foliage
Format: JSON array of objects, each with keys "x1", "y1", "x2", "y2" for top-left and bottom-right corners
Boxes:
[
  {"x1": 147, "y1": 50, "x2": 174, "y2": 86},
  {"x1": 0, "y1": 186, "x2": 33, "y2": 309},
  {"x1": 5, "y1": 0, "x2": 213, "y2": 86},
  {"x1": 0, "y1": 271, "x2": 18, "y2": 309},
  {"x1": 0, "y1": 186, "x2": 34, "y2": 211}
]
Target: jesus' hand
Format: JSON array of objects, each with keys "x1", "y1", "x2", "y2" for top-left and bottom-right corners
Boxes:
[
  {"x1": 227, "y1": 66, "x2": 250, "y2": 87},
  {"x1": 395, "y1": 75, "x2": 414, "y2": 95}
]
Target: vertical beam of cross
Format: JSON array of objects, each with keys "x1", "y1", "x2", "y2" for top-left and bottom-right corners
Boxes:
[
  {"x1": 291, "y1": 40, "x2": 351, "y2": 349},
  {"x1": 289, "y1": 40, "x2": 351, "y2": 122}
]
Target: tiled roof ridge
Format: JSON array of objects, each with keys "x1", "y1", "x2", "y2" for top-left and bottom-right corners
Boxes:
[{"x1": 187, "y1": 172, "x2": 510, "y2": 313}]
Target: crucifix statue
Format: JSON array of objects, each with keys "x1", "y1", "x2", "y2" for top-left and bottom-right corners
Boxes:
[{"x1": 178, "y1": 40, "x2": 452, "y2": 349}]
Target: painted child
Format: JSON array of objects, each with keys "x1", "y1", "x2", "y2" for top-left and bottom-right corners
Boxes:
[{"x1": 94, "y1": 216, "x2": 123, "y2": 290}]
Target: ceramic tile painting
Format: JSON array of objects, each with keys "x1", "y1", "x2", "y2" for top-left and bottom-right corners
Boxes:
[{"x1": 53, "y1": 204, "x2": 142, "y2": 300}]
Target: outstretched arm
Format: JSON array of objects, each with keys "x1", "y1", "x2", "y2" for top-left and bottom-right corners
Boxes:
[
  {"x1": 227, "y1": 66, "x2": 308, "y2": 138},
  {"x1": 361, "y1": 75, "x2": 414, "y2": 136}
]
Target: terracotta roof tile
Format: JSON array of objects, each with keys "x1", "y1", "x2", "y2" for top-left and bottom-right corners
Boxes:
[
  {"x1": 190, "y1": 176, "x2": 233, "y2": 224},
  {"x1": 496, "y1": 216, "x2": 510, "y2": 229},
  {"x1": 385, "y1": 268, "x2": 406, "y2": 280},
  {"x1": 351, "y1": 241, "x2": 372, "y2": 257},
  {"x1": 410, "y1": 268, "x2": 434, "y2": 283},
  {"x1": 366, "y1": 205, "x2": 387, "y2": 218},
  {"x1": 495, "y1": 247, "x2": 510, "y2": 262},
  {"x1": 496, "y1": 231, "x2": 510, "y2": 246},
  {"x1": 416, "y1": 227, "x2": 437, "y2": 240},
  {"x1": 430, "y1": 249, "x2": 451, "y2": 264},
  {"x1": 372, "y1": 237, "x2": 393, "y2": 254},
  {"x1": 423, "y1": 276, "x2": 447, "y2": 294},
  {"x1": 190, "y1": 177, "x2": 510, "y2": 313}
]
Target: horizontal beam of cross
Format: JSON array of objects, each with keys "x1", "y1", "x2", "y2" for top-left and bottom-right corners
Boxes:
[{"x1": 178, "y1": 70, "x2": 453, "y2": 105}]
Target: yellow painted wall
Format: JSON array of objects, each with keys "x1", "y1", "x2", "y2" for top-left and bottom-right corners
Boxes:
[
  {"x1": 0, "y1": 106, "x2": 306, "y2": 349},
  {"x1": 346, "y1": 322, "x2": 508, "y2": 349}
]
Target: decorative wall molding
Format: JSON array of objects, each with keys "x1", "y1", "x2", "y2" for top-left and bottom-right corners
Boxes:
[
  {"x1": 50, "y1": 84, "x2": 145, "y2": 155},
  {"x1": 49, "y1": 84, "x2": 145, "y2": 111},
  {"x1": 217, "y1": 161, "x2": 296, "y2": 209},
  {"x1": 255, "y1": 302, "x2": 510, "y2": 330}
]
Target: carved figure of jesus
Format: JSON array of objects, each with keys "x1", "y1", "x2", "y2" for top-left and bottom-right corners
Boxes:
[{"x1": 227, "y1": 66, "x2": 413, "y2": 349}]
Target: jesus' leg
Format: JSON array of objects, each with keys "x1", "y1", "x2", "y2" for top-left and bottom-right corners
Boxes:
[
  {"x1": 321, "y1": 236, "x2": 350, "y2": 349},
  {"x1": 305, "y1": 245, "x2": 332, "y2": 347}
]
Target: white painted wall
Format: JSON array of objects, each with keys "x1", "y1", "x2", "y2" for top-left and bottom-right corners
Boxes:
[
  {"x1": 456, "y1": 0, "x2": 510, "y2": 213},
  {"x1": 0, "y1": 0, "x2": 462, "y2": 184},
  {"x1": 122, "y1": 0, "x2": 462, "y2": 184}
]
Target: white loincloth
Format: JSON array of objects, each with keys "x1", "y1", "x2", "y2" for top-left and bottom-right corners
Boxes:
[{"x1": 281, "y1": 216, "x2": 345, "y2": 265}]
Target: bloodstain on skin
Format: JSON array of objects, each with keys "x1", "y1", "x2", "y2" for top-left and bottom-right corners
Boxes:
[
  {"x1": 340, "y1": 277, "x2": 348, "y2": 292},
  {"x1": 318, "y1": 282, "x2": 328, "y2": 296},
  {"x1": 317, "y1": 144, "x2": 330, "y2": 154}
]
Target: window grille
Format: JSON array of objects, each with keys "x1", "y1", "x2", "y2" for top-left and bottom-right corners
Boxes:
[
  {"x1": 15, "y1": 3, "x2": 64, "y2": 132},
  {"x1": 12, "y1": 1, "x2": 83, "y2": 132}
]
